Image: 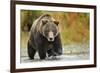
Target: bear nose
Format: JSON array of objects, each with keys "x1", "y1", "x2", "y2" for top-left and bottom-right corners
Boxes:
[
  {"x1": 48, "y1": 37, "x2": 54, "y2": 42},
  {"x1": 49, "y1": 38, "x2": 53, "y2": 40}
]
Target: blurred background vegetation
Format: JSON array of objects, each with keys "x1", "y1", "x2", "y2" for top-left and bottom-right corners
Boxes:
[{"x1": 20, "y1": 10, "x2": 89, "y2": 49}]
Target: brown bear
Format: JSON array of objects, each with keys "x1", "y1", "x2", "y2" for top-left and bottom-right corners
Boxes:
[{"x1": 27, "y1": 14, "x2": 62, "y2": 60}]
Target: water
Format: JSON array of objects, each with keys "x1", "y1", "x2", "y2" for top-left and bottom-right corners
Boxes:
[{"x1": 21, "y1": 44, "x2": 89, "y2": 63}]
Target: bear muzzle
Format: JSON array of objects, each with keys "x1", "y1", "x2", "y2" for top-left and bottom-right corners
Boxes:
[
  {"x1": 48, "y1": 37, "x2": 54, "y2": 42},
  {"x1": 48, "y1": 31, "x2": 54, "y2": 42}
]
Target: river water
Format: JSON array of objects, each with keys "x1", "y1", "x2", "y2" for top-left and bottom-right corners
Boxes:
[{"x1": 21, "y1": 44, "x2": 89, "y2": 63}]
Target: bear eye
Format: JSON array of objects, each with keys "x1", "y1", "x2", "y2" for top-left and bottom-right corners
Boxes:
[
  {"x1": 52, "y1": 27, "x2": 56, "y2": 32},
  {"x1": 45, "y1": 30, "x2": 48, "y2": 33},
  {"x1": 52, "y1": 29, "x2": 57, "y2": 35}
]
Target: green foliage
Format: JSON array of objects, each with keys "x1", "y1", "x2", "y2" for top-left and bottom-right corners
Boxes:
[
  {"x1": 21, "y1": 10, "x2": 43, "y2": 31},
  {"x1": 20, "y1": 31, "x2": 29, "y2": 49}
]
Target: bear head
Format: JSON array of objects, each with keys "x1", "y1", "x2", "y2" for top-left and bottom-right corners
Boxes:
[{"x1": 40, "y1": 19, "x2": 59, "y2": 42}]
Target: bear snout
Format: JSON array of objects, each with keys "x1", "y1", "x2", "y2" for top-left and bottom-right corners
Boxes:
[
  {"x1": 48, "y1": 37, "x2": 54, "y2": 42},
  {"x1": 48, "y1": 31, "x2": 54, "y2": 42}
]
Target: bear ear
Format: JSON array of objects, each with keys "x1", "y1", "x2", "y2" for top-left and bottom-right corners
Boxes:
[
  {"x1": 42, "y1": 19, "x2": 48, "y2": 25},
  {"x1": 54, "y1": 21, "x2": 59, "y2": 26}
]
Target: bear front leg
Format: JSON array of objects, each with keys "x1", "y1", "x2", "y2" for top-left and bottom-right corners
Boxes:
[
  {"x1": 38, "y1": 49, "x2": 46, "y2": 60},
  {"x1": 47, "y1": 49, "x2": 52, "y2": 57},
  {"x1": 47, "y1": 49, "x2": 58, "y2": 57},
  {"x1": 54, "y1": 35, "x2": 63, "y2": 56},
  {"x1": 27, "y1": 41, "x2": 36, "y2": 59}
]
